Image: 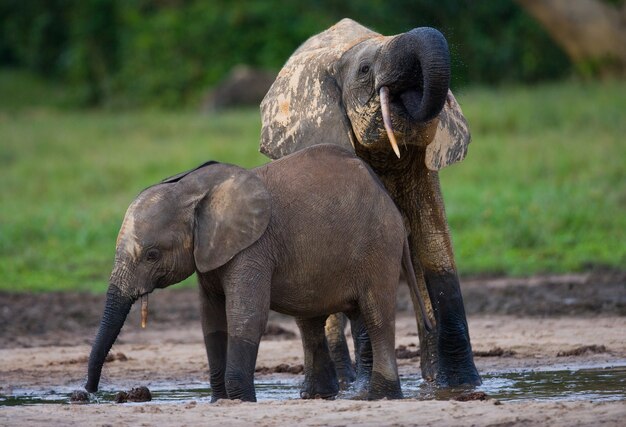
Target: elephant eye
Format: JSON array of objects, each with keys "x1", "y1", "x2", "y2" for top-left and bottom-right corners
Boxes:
[
  {"x1": 359, "y1": 64, "x2": 370, "y2": 74},
  {"x1": 145, "y1": 248, "x2": 160, "y2": 262}
]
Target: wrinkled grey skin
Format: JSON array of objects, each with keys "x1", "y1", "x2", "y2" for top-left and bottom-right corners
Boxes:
[
  {"x1": 85, "y1": 144, "x2": 429, "y2": 402},
  {"x1": 261, "y1": 19, "x2": 480, "y2": 387}
]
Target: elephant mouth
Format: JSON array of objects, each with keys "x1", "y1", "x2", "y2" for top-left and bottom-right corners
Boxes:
[
  {"x1": 398, "y1": 88, "x2": 424, "y2": 120},
  {"x1": 379, "y1": 85, "x2": 425, "y2": 157}
]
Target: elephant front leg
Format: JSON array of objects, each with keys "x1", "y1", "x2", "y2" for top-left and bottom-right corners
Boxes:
[
  {"x1": 224, "y1": 336, "x2": 262, "y2": 401},
  {"x1": 409, "y1": 166, "x2": 481, "y2": 387},
  {"x1": 425, "y1": 269, "x2": 480, "y2": 387},
  {"x1": 222, "y1": 266, "x2": 271, "y2": 402},
  {"x1": 297, "y1": 316, "x2": 339, "y2": 399},
  {"x1": 198, "y1": 280, "x2": 228, "y2": 402},
  {"x1": 325, "y1": 313, "x2": 356, "y2": 389}
]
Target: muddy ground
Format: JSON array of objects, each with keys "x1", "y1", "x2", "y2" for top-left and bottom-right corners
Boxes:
[{"x1": 1, "y1": 271, "x2": 625, "y2": 426}]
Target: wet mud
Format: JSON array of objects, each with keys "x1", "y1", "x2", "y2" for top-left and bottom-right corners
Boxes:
[
  {"x1": 2, "y1": 271, "x2": 624, "y2": 349},
  {"x1": 1, "y1": 272, "x2": 625, "y2": 426}
]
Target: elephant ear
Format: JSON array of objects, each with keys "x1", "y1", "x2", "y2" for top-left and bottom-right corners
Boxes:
[
  {"x1": 260, "y1": 18, "x2": 378, "y2": 159},
  {"x1": 425, "y1": 90, "x2": 471, "y2": 171},
  {"x1": 193, "y1": 165, "x2": 271, "y2": 273}
]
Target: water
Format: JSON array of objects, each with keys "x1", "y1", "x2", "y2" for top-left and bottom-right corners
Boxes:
[
  {"x1": 403, "y1": 365, "x2": 626, "y2": 402},
  {"x1": 0, "y1": 380, "x2": 299, "y2": 406},
  {"x1": 1, "y1": 365, "x2": 624, "y2": 406}
]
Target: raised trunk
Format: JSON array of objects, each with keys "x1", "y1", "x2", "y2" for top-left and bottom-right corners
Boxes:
[
  {"x1": 85, "y1": 285, "x2": 135, "y2": 392},
  {"x1": 380, "y1": 27, "x2": 451, "y2": 123}
]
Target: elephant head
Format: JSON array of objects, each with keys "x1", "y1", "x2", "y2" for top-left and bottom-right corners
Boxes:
[
  {"x1": 260, "y1": 18, "x2": 470, "y2": 169},
  {"x1": 85, "y1": 163, "x2": 271, "y2": 392}
]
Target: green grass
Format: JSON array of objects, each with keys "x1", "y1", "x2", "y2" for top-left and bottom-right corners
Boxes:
[
  {"x1": 0, "y1": 72, "x2": 266, "y2": 292},
  {"x1": 0, "y1": 71, "x2": 624, "y2": 292},
  {"x1": 445, "y1": 81, "x2": 626, "y2": 275}
]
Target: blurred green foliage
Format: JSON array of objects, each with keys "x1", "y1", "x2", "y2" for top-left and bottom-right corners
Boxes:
[{"x1": 0, "y1": 0, "x2": 571, "y2": 107}]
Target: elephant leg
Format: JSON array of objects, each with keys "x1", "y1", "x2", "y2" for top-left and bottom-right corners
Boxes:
[
  {"x1": 349, "y1": 314, "x2": 373, "y2": 395},
  {"x1": 325, "y1": 313, "x2": 356, "y2": 388},
  {"x1": 409, "y1": 165, "x2": 481, "y2": 387},
  {"x1": 224, "y1": 335, "x2": 262, "y2": 402},
  {"x1": 358, "y1": 292, "x2": 402, "y2": 400},
  {"x1": 198, "y1": 278, "x2": 228, "y2": 402},
  {"x1": 222, "y1": 265, "x2": 272, "y2": 402},
  {"x1": 296, "y1": 316, "x2": 339, "y2": 399},
  {"x1": 408, "y1": 260, "x2": 439, "y2": 382},
  {"x1": 363, "y1": 149, "x2": 479, "y2": 387}
]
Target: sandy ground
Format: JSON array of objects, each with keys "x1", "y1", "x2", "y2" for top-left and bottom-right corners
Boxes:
[{"x1": 1, "y1": 273, "x2": 625, "y2": 426}]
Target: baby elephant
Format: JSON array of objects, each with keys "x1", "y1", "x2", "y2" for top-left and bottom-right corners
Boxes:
[{"x1": 85, "y1": 144, "x2": 429, "y2": 401}]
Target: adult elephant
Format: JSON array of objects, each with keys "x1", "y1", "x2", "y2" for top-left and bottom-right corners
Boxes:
[{"x1": 260, "y1": 19, "x2": 480, "y2": 387}]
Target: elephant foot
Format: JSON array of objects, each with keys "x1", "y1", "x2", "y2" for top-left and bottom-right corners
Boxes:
[
  {"x1": 335, "y1": 364, "x2": 357, "y2": 390},
  {"x1": 345, "y1": 359, "x2": 372, "y2": 399},
  {"x1": 225, "y1": 381, "x2": 257, "y2": 402},
  {"x1": 367, "y1": 371, "x2": 403, "y2": 400},
  {"x1": 422, "y1": 269, "x2": 482, "y2": 388},
  {"x1": 210, "y1": 390, "x2": 228, "y2": 403},
  {"x1": 209, "y1": 377, "x2": 228, "y2": 403},
  {"x1": 300, "y1": 390, "x2": 337, "y2": 400},
  {"x1": 300, "y1": 373, "x2": 339, "y2": 400},
  {"x1": 300, "y1": 384, "x2": 338, "y2": 400},
  {"x1": 435, "y1": 323, "x2": 482, "y2": 387},
  {"x1": 436, "y1": 363, "x2": 482, "y2": 388}
]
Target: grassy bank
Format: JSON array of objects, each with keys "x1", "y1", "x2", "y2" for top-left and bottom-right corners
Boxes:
[
  {"x1": 1, "y1": 71, "x2": 624, "y2": 292},
  {"x1": 447, "y1": 82, "x2": 626, "y2": 275}
]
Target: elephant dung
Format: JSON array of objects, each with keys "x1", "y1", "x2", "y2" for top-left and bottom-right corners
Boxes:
[
  {"x1": 69, "y1": 390, "x2": 90, "y2": 404},
  {"x1": 114, "y1": 386, "x2": 152, "y2": 403}
]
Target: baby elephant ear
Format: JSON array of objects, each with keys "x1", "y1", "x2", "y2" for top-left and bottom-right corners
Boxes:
[
  {"x1": 260, "y1": 18, "x2": 378, "y2": 159},
  {"x1": 425, "y1": 90, "x2": 471, "y2": 171},
  {"x1": 194, "y1": 166, "x2": 271, "y2": 273}
]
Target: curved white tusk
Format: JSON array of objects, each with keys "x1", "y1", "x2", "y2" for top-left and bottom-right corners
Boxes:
[
  {"x1": 141, "y1": 294, "x2": 148, "y2": 329},
  {"x1": 380, "y1": 86, "x2": 401, "y2": 159}
]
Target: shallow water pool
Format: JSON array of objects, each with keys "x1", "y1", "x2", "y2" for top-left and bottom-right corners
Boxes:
[{"x1": 1, "y1": 364, "x2": 624, "y2": 406}]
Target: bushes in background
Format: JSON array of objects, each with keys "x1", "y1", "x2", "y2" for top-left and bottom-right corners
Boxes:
[{"x1": 0, "y1": 0, "x2": 571, "y2": 107}]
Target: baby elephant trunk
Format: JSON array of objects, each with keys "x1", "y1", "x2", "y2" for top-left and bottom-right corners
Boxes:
[{"x1": 85, "y1": 285, "x2": 135, "y2": 393}]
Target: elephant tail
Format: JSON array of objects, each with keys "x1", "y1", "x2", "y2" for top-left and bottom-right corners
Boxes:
[{"x1": 402, "y1": 238, "x2": 434, "y2": 332}]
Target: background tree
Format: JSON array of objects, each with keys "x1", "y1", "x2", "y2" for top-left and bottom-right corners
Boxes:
[
  {"x1": 0, "y1": 0, "x2": 573, "y2": 107},
  {"x1": 515, "y1": 0, "x2": 626, "y2": 77}
]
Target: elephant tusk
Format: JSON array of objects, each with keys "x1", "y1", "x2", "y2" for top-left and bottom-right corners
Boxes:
[
  {"x1": 380, "y1": 86, "x2": 401, "y2": 159},
  {"x1": 141, "y1": 294, "x2": 148, "y2": 329}
]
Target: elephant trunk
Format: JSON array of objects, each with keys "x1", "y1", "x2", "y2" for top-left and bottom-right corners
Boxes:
[
  {"x1": 85, "y1": 284, "x2": 135, "y2": 393},
  {"x1": 381, "y1": 27, "x2": 451, "y2": 123}
]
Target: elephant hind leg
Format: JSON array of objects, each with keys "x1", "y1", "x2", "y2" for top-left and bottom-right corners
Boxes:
[
  {"x1": 358, "y1": 289, "x2": 402, "y2": 400},
  {"x1": 297, "y1": 316, "x2": 339, "y2": 399}
]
